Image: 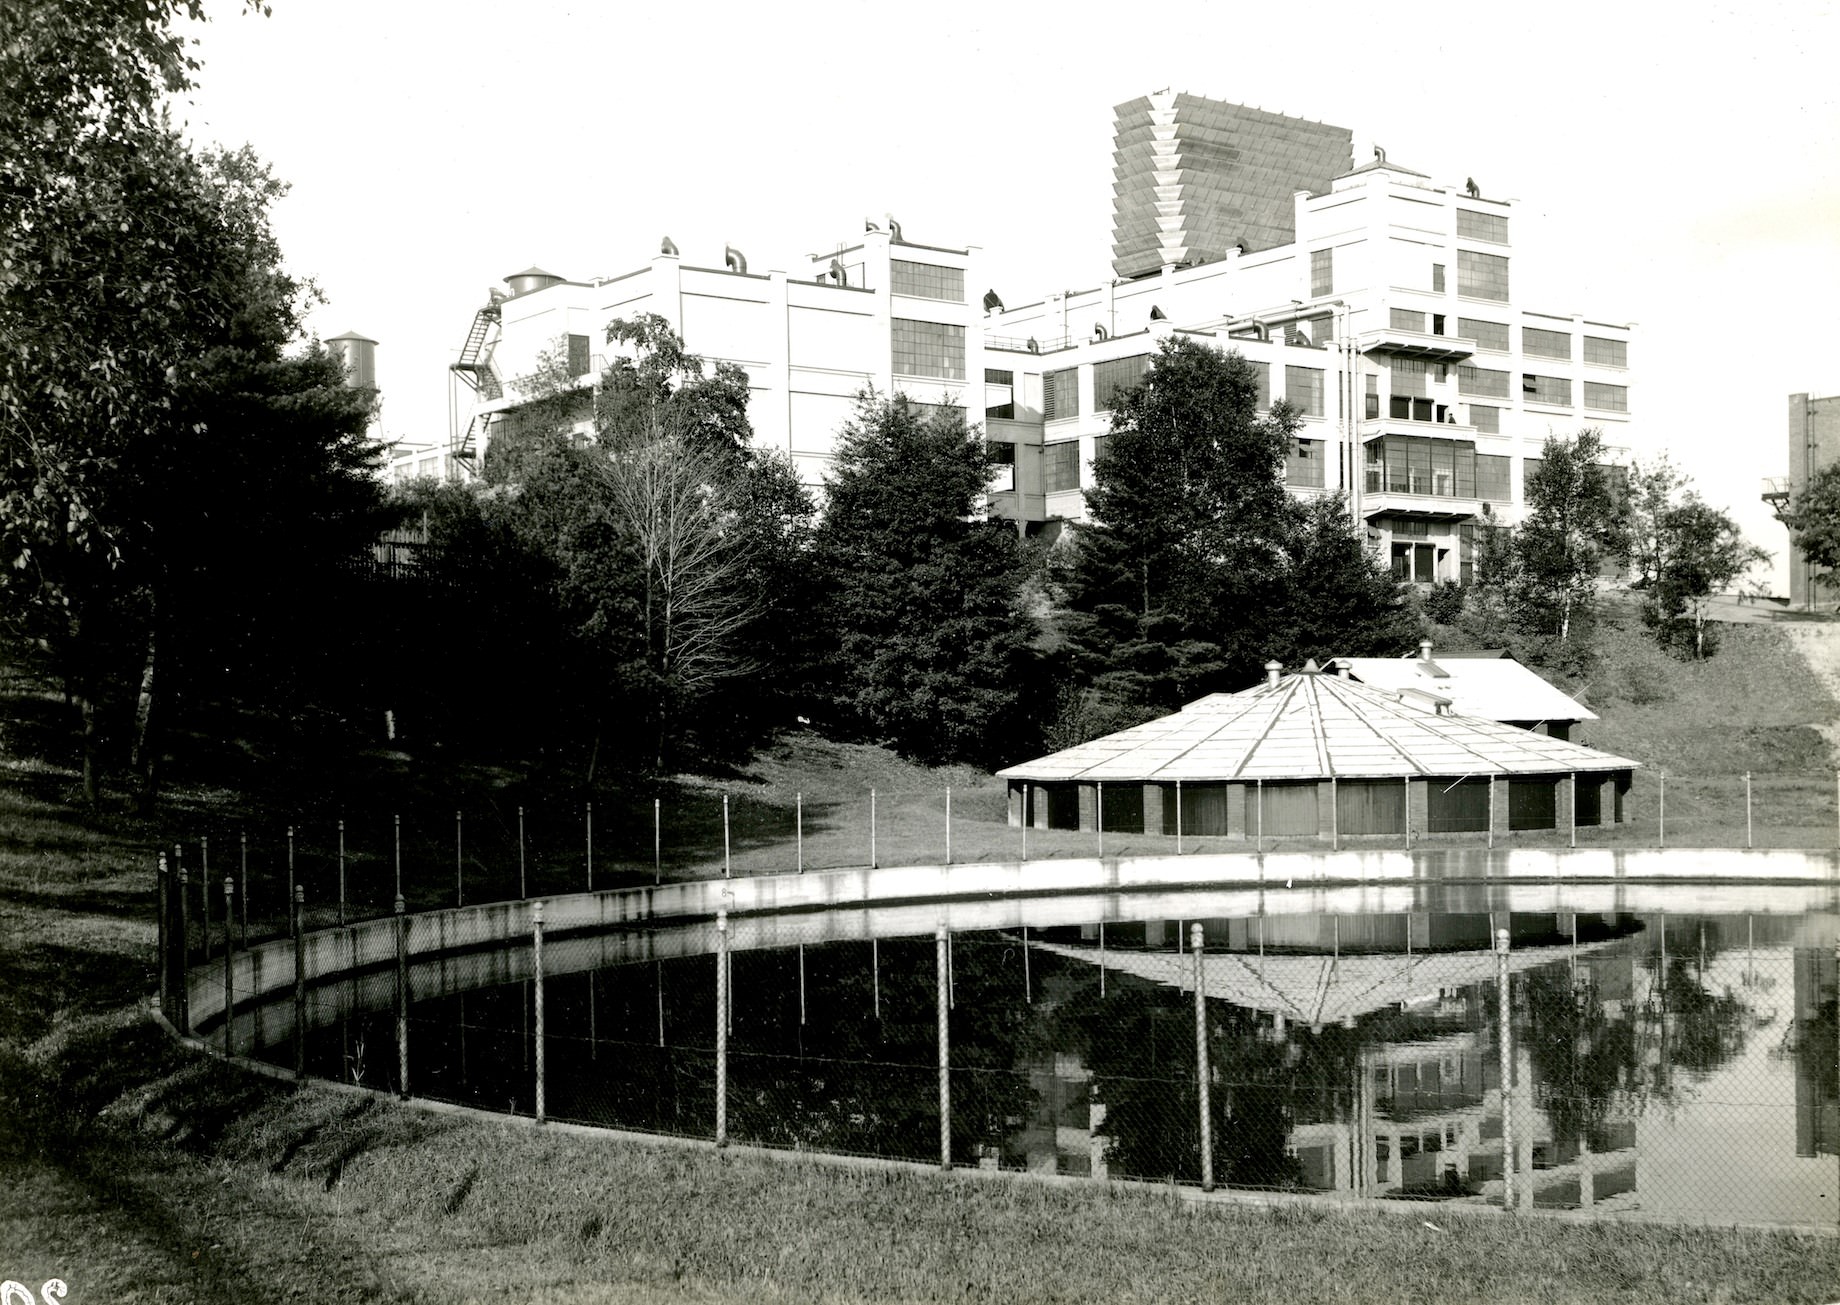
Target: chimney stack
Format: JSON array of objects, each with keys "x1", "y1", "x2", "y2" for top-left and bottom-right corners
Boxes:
[
  {"x1": 1419, "y1": 640, "x2": 1434, "y2": 662},
  {"x1": 1265, "y1": 660, "x2": 1282, "y2": 686}
]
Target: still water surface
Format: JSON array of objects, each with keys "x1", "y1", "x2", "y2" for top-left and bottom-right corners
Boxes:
[{"x1": 254, "y1": 884, "x2": 1840, "y2": 1227}]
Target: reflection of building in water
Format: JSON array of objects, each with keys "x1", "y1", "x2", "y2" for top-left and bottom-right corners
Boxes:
[
  {"x1": 1013, "y1": 915, "x2": 1649, "y2": 1205},
  {"x1": 1792, "y1": 946, "x2": 1838, "y2": 1159}
]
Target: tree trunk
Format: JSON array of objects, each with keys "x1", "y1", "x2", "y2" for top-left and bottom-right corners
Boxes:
[
  {"x1": 130, "y1": 620, "x2": 157, "y2": 768},
  {"x1": 79, "y1": 692, "x2": 101, "y2": 806}
]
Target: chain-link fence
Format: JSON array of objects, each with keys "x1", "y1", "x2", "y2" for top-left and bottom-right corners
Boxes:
[
  {"x1": 180, "y1": 895, "x2": 1840, "y2": 1229},
  {"x1": 149, "y1": 770, "x2": 1840, "y2": 979}
]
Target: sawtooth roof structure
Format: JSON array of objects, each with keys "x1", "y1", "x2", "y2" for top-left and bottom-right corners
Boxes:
[
  {"x1": 1335, "y1": 653, "x2": 1599, "y2": 726},
  {"x1": 996, "y1": 666, "x2": 1637, "y2": 784}
]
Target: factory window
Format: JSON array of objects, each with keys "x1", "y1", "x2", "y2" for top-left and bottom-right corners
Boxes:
[
  {"x1": 1285, "y1": 366, "x2": 1325, "y2": 417},
  {"x1": 1456, "y1": 209, "x2": 1509, "y2": 244},
  {"x1": 1468, "y1": 403, "x2": 1500, "y2": 434},
  {"x1": 567, "y1": 333, "x2": 591, "y2": 377},
  {"x1": 1584, "y1": 336, "x2": 1628, "y2": 368},
  {"x1": 984, "y1": 368, "x2": 1014, "y2": 420},
  {"x1": 1584, "y1": 381, "x2": 1628, "y2": 413},
  {"x1": 1285, "y1": 438, "x2": 1325, "y2": 488},
  {"x1": 1476, "y1": 453, "x2": 1511, "y2": 502},
  {"x1": 891, "y1": 318, "x2": 965, "y2": 380},
  {"x1": 1249, "y1": 359, "x2": 1271, "y2": 410},
  {"x1": 1457, "y1": 250, "x2": 1510, "y2": 301},
  {"x1": 1458, "y1": 364, "x2": 1510, "y2": 398},
  {"x1": 1043, "y1": 440, "x2": 1080, "y2": 493},
  {"x1": 1311, "y1": 247, "x2": 1333, "y2": 297},
  {"x1": 1522, "y1": 373, "x2": 1572, "y2": 406},
  {"x1": 1366, "y1": 435, "x2": 1478, "y2": 498},
  {"x1": 1092, "y1": 354, "x2": 1151, "y2": 412},
  {"x1": 1365, "y1": 374, "x2": 1379, "y2": 420},
  {"x1": 1522, "y1": 326, "x2": 1571, "y2": 360},
  {"x1": 1042, "y1": 367, "x2": 1079, "y2": 422},
  {"x1": 1431, "y1": 263, "x2": 1446, "y2": 293},
  {"x1": 890, "y1": 260, "x2": 965, "y2": 302},
  {"x1": 1390, "y1": 308, "x2": 1425, "y2": 333},
  {"x1": 1391, "y1": 356, "x2": 1430, "y2": 398},
  {"x1": 1459, "y1": 318, "x2": 1509, "y2": 353}
]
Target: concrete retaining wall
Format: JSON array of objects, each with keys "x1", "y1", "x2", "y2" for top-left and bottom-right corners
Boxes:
[{"x1": 184, "y1": 845, "x2": 1840, "y2": 1027}]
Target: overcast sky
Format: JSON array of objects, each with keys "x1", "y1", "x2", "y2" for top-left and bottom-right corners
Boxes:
[{"x1": 179, "y1": 0, "x2": 1840, "y2": 592}]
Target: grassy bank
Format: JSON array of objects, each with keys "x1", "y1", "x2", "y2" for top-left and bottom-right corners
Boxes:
[{"x1": 7, "y1": 1013, "x2": 1840, "y2": 1304}]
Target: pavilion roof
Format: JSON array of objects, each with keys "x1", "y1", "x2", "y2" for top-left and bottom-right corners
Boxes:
[{"x1": 996, "y1": 668, "x2": 1636, "y2": 784}]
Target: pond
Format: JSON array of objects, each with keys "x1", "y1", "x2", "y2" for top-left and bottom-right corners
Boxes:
[{"x1": 246, "y1": 883, "x2": 1840, "y2": 1228}]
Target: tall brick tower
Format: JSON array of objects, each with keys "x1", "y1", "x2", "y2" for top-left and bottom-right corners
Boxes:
[{"x1": 1111, "y1": 90, "x2": 1354, "y2": 280}]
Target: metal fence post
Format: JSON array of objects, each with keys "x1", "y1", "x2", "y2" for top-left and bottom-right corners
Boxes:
[
  {"x1": 532, "y1": 902, "x2": 545, "y2": 1125},
  {"x1": 394, "y1": 893, "x2": 409, "y2": 1099},
  {"x1": 287, "y1": 825, "x2": 295, "y2": 909},
  {"x1": 585, "y1": 801, "x2": 593, "y2": 891},
  {"x1": 176, "y1": 865, "x2": 191, "y2": 1033},
  {"x1": 239, "y1": 832, "x2": 248, "y2": 950},
  {"x1": 1193, "y1": 923, "x2": 1214, "y2": 1192},
  {"x1": 156, "y1": 853, "x2": 170, "y2": 1017},
  {"x1": 944, "y1": 785, "x2": 951, "y2": 865},
  {"x1": 1659, "y1": 774, "x2": 1666, "y2": 848},
  {"x1": 1496, "y1": 927, "x2": 1514, "y2": 1211},
  {"x1": 936, "y1": 923, "x2": 951, "y2": 1171},
  {"x1": 518, "y1": 806, "x2": 527, "y2": 898},
  {"x1": 1022, "y1": 784, "x2": 1029, "y2": 863},
  {"x1": 797, "y1": 792, "x2": 804, "y2": 874},
  {"x1": 654, "y1": 798, "x2": 661, "y2": 884},
  {"x1": 337, "y1": 819, "x2": 346, "y2": 927},
  {"x1": 393, "y1": 814, "x2": 402, "y2": 902},
  {"x1": 223, "y1": 876, "x2": 235, "y2": 1057},
  {"x1": 292, "y1": 885, "x2": 306, "y2": 1081},
  {"x1": 456, "y1": 810, "x2": 464, "y2": 907},
  {"x1": 714, "y1": 910, "x2": 729, "y2": 1148},
  {"x1": 722, "y1": 795, "x2": 731, "y2": 878},
  {"x1": 1176, "y1": 778, "x2": 1184, "y2": 854},
  {"x1": 870, "y1": 788, "x2": 877, "y2": 869},
  {"x1": 201, "y1": 836, "x2": 211, "y2": 960},
  {"x1": 1745, "y1": 771, "x2": 1753, "y2": 849},
  {"x1": 1097, "y1": 780, "x2": 1105, "y2": 859},
  {"x1": 1568, "y1": 771, "x2": 1576, "y2": 849},
  {"x1": 1401, "y1": 777, "x2": 1409, "y2": 851}
]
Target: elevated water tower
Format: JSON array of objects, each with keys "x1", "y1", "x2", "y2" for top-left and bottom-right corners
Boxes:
[{"x1": 325, "y1": 331, "x2": 379, "y2": 389}]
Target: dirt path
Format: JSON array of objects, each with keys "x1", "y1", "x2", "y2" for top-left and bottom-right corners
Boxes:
[{"x1": 1781, "y1": 623, "x2": 1840, "y2": 762}]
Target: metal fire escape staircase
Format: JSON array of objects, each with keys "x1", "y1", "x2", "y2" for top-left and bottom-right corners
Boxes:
[{"x1": 449, "y1": 296, "x2": 504, "y2": 467}]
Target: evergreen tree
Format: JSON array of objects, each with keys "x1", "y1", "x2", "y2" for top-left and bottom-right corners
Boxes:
[
  {"x1": 814, "y1": 394, "x2": 1037, "y2": 765},
  {"x1": 1062, "y1": 337, "x2": 1413, "y2": 720},
  {"x1": 2, "y1": 5, "x2": 386, "y2": 800}
]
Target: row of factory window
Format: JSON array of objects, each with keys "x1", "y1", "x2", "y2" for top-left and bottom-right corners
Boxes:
[
  {"x1": 1025, "y1": 354, "x2": 1625, "y2": 428},
  {"x1": 1039, "y1": 357, "x2": 1326, "y2": 422},
  {"x1": 1035, "y1": 434, "x2": 1624, "y2": 503},
  {"x1": 1456, "y1": 366, "x2": 1629, "y2": 413},
  {"x1": 1388, "y1": 312, "x2": 1629, "y2": 369}
]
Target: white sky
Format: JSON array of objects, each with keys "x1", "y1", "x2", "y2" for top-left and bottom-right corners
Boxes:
[{"x1": 178, "y1": 0, "x2": 1840, "y2": 593}]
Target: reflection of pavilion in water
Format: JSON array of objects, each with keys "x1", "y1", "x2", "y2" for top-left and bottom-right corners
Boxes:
[{"x1": 1006, "y1": 912, "x2": 1658, "y2": 1208}]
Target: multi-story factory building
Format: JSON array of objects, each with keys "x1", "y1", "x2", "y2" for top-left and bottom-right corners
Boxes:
[{"x1": 410, "y1": 92, "x2": 1634, "y2": 588}]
